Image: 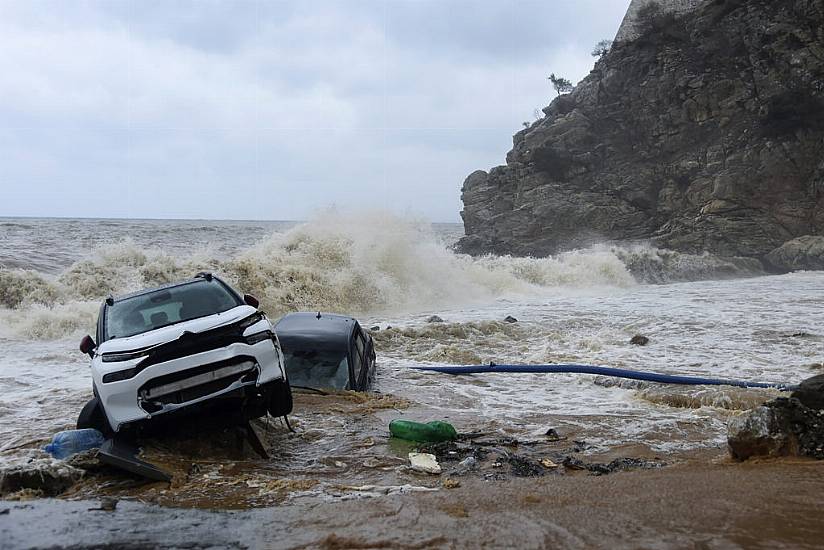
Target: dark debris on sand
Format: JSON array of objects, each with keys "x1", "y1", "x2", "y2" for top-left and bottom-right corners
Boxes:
[{"x1": 419, "y1": 437, "x2": 665, "y2": 479}]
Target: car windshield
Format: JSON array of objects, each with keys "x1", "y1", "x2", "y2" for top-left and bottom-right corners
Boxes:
[
  {"x1": 283, "y1": 349, "x2": 350, "y2": 390},
  {"x1": 104, "y1": 279, "x2": 242, "y2": 340}
]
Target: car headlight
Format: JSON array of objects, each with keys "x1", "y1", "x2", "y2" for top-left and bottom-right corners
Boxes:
[
  {"x1": 239, "y1": 312, "x2": 265, "y2": 330},
  {"x1": 240, "y1": 312, "x2": 273, "y2": 345},
  {"x1": 101, "y1": 349, "x2": 151, "y2": 363},
  {"x1": 102, "y1": 367, "x2": 140, "y2": 383},
  {"x1": 245, "y1": 330, "x2": 274, "y2": 345}
]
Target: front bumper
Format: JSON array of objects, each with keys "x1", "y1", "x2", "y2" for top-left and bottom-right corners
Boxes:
[{"x1": 93, "y1": 339, "x2": 285, "y2": 432}]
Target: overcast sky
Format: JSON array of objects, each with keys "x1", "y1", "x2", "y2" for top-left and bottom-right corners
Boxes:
[{"x1": 0, "y1": 0, "x2": 630, "y2": 222}]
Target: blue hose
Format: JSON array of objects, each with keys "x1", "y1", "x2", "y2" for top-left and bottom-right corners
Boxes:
[{"x1": 411, "y1": 363, "x2": 798, "y2": 391}]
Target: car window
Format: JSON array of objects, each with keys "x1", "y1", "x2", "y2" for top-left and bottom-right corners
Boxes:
[
  {"x1": 104, "y1": 279, "x2": 241, "y2": 339},
  {"x1": 283, "y1": 349, "x2": 349, "y2": 390}
]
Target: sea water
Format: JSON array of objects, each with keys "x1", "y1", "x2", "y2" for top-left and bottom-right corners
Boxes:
[{"x1": 0, "y1": 213, "x2": 821, "y2": 464}]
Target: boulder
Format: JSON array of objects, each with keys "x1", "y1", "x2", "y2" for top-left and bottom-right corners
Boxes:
[
  {"x1": 544, "y1": 428, "x2": 564, "y2": 441},
  {"x1": 727, "y1": 405, "x2": 790, "y2": 460},
  {"x1": 426, "y1": 315, "x2": 444, "y2": 323},
  {"x1": 766, "y1": 236, "x2": 824, "y2": 272},
  {"x1": 728, "y1": 396, "x2": 824, "y2": 461},
  {"x1": 630, "y1": 335, "x2": 650, "y2": 346},
  {"x1": 792, "y1": 374, "x2": 824, "y2": 411},
  {"x1": 0, "y1": 459, "x2": 84, "y2": 496}
]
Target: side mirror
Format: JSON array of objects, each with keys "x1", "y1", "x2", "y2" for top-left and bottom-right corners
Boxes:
[
  {"x1": 243, "y1": 294, "x2": 260, "y2": 308},
  {"x1": 80, "y1": 335, "x2": 96, "y2": 358}
]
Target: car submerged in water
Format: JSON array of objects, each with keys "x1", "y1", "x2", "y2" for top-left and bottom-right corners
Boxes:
[
  {"x1": 275, "y1": 312, "x2": 376, "y2": 392},
  {"x1": 77, "y1": 272, "x2": 292, "y2": 435}
]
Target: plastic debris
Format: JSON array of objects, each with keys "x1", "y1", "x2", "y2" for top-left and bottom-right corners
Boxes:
[
  {"x1": 389, "y1": 419, "x2": 458, "y2": 443},
  {"x1": 408, "y1": 452, "x2": 441, "y2": 474},
  {"x1": 43, "y1": 429, "x2": 105, "y2": 460},
  {"x1": 456, "y1": 456, "x2": 478, "y2": 473},
  {"x1": 97, "y1": 439, "x2": 171, "y2": 482}
]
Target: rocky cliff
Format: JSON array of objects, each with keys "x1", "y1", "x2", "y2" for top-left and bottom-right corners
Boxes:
[
  {"x1": 458, "y1": 0, "x2": 824, "y2": 269},
  {"x1": 616, "y1": 0, "x2": 703, "y2": 42}
]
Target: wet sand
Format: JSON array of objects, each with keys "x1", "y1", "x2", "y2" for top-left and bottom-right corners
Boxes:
[{"x1": 3, "y1": 459, "x2": 824, "y2": 549}]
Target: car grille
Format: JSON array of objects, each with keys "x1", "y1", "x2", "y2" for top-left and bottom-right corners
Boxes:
[{"x1": 139, "y1": 357, "x2": 257, "y2": 412}]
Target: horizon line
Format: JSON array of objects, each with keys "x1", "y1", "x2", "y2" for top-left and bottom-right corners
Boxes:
[{"x1": 0, "y1": 214, "x2": 464, "y2": 225}]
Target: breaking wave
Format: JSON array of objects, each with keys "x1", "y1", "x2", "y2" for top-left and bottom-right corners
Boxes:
[
  {"x1": 0, "y1": 211, "x2": 774, "y2": 341},
  {"x1": 0, "y1": 269, "x2": 60, "y2": 309},
  {"x1": 0, "y1": 212, "x2": 639, "y2": 340},
  {"x1": 613, "y1": 246, "x2": 764, "y2": 284},
  {"x1": 0, "y1": 302, "x2": 100, "y2": 340}
]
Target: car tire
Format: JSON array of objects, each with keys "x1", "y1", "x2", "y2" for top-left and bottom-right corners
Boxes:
[
  {"x1": 77, "y1": 397, "x2": 113, "y2": 438},
  {"x1": 267, "y1": 378, "x2": 293, "y2": 418}
]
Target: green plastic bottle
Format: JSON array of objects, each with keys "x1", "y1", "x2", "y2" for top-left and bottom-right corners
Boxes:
[{"x1": 389, "y1": 419, "x2": 458, "y2": 443}]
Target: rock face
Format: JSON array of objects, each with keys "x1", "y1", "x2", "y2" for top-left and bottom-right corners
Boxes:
[
  {"x1": 616, "y1": 0, "x2": 703, "y2": 43},
  {"x1": 766, "y1": 235, "x2": 824, "y2": 271},
  {"x1": 459, "y1": 0, "x2": 824, "y2": 263}
]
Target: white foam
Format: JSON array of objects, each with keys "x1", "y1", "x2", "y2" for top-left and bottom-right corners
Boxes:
[{"x1": 1, "y1": 211, "x2": 639, "y2": 339}]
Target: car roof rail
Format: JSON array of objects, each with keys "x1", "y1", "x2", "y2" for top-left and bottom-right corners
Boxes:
[{"x1": 194, "y1": 271, "x2": 213, "y2": 281}]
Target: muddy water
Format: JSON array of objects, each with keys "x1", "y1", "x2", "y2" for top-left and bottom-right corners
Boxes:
[
  {"x1": 63, "y1": 392, "x2": 418, "y2": 508},
  {"x1": 1, "y1": 215, "x2": 823, "y2": 510}
]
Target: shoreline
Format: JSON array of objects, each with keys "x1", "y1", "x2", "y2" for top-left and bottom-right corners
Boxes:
[{"x1": 3, "y1": 459, "x2": 823, "y2": 549}]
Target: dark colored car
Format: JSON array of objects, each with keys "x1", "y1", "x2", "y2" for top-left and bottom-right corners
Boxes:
[{"x1": 274, "y1": 312, "x2": 376, "y2": 391}]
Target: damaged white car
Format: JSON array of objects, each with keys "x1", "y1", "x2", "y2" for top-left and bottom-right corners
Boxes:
[{"x1": 76, "y1": 272, "x2": 292, "y2": 435}]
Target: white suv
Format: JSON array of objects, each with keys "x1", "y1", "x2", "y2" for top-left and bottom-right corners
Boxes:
[{"x1": 76, "y1": 272, "x2": 292, "y2": 435}]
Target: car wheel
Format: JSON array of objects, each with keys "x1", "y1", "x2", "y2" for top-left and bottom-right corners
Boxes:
[
  {"x1": 267, "y1": 378, "x2": 293, "y2": 418},
  {"x1": 77, "y1": 397, "x2": 113, "y2": 438}
]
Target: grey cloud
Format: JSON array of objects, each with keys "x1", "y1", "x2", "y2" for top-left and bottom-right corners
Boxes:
[{"x1": 0, "y1": 0, "x2": 630, "y2": 221}]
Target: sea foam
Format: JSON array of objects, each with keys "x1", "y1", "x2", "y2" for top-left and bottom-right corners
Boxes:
[{"x1": 0, "y1": 212, "x2": 638, "y2": 339}]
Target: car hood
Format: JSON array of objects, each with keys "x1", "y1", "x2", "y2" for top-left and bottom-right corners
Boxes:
[{"x1": 97, "y1": 305, "x2": 258, "y2": 354}]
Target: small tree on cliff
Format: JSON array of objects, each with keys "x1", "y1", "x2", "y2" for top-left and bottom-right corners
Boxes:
[
  {"x1": 591, "y1": 39, "x2": 612, "y2": 58},
  {"x1": 548, "y1": 73, "x2": 573, "y2": 96}
]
